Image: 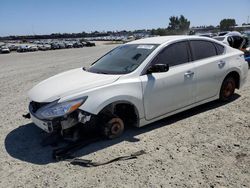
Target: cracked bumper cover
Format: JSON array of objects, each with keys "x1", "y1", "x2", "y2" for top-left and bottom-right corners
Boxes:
[{"x1": 28, "y1": 102, "x2": 93, "y2": 133}]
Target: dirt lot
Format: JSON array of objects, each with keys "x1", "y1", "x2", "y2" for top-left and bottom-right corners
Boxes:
[{"x1": 0, "y1": 45, "x2": 249, "y2": 188}]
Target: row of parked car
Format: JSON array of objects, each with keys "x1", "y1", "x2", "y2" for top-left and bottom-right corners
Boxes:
[{"x1": 0, "y1": 40, "x2": 95, "y2": 54}]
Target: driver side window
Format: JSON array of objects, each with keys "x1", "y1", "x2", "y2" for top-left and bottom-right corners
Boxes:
[{"x1": 152, "y1": 41, "x2": 190, "y2": 67}]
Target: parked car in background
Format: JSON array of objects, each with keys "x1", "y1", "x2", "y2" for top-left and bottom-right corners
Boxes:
[
  {"x1": 0, "y1": 42, "x2": 5, "y2": 47},
  {"x1": 17, "y1": 45, "x2": 30, "y2": 52},
  {"x1": 27, "y1": 36, "x2": 248, "y2": 140},
  {"x1": 213, "y1": 35, "x2": 234, "y2": 46},
  {"x1": 64, "y1": 42, "x2": 74, "y2": 48},
  {"x1": 58, "y1": 43, "x2": 66, "y2": 49},
  {"x1": 218, "y1": 31, "x2": 230, "y2": 36},
  {"x1": 85, "y1": 41, "x2": 95, "y2": 47},
  {"x1": 213, "y1": 31, "x2": 245, "y2": 48},
  {"x1": 0, "y1": 46, "x2": 10, "y2": 53},
  {"x1": 38, "y1": 44, "x2": 51, "y2": 51},
  {"x1": 214, "y1": 31, "x2": 249, "y2": 67},
  {"x1": 198, "y1": 33, "x2": 216, "y2": 38},
  {"x1": 29, "y1": 45, "x2": 38, "y2": 52},
  {"x1": 80, "y1": 39, "x2": 95, "y2": 47},
  {"x1": 122, "y1": 35, "x2": 136, "y2": 43},
  {"x1": 7, "y1": 44, "x2": 18, "y2": 51},
  {"x1": 73, "y1": 42, "x2": 84, "y2": 48},
  {"x1": 51, "y1": 43, "x2": 60, "y2": 50}
]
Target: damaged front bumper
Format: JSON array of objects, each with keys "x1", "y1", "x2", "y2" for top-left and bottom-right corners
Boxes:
[
  {"x1": 30, "y1": 112, "x2": 55, "y2": 133},
  {"x1": 28, "y1": 101, "x2": 93, "y2": 134}
]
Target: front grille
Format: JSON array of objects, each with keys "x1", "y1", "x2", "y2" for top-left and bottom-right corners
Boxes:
[{"x1": 30, "y1": 101, "x2": 49, "y2": 113}]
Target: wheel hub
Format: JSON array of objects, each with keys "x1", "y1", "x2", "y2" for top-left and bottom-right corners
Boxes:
[
  {"x1": 107, "y1": 117, "x2": 124, "y2": 138},
  {"x1": 111, "y1": 123, "x2": 122, "y2": 135},
  {"x1": 223, "y1": 81, "x2": 234, "y2": 97}
]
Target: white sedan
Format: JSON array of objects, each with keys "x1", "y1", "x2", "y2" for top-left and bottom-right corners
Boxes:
[{"x1": 27, "y1": 36, "x2": 248, "y2": 139}]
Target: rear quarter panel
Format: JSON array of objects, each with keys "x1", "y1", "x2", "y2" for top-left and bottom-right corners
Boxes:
[{"x1": 224, "y1": 49, "x2": 248, "y2": 88}]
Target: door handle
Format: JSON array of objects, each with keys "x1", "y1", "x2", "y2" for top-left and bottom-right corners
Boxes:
[
  {"x1": 218, "y1": 60, "x2": 226, "y2": 68},
  {"x1": 184, "y1": 71, "x2": 194, "y2": 78}
]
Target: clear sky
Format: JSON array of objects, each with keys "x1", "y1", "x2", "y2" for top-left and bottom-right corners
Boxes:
[{"x1": 0, "y1": 0, "x2": 249, "y2": 36}]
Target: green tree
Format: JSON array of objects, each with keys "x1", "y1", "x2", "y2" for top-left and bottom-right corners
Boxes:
[
  {"x1": 168, "y1": 16, "x2": 180, "y2": 30},
  {"x1": 168, "y1": 15, "x2": 190, "y2": 33},
  {"x1": 220, "y1": 19, "x2": 236, "y2": 31},
  {"x1": 151, "y1": 15, "x2": 190, "y2": 36},
  {"x1": 179, "y1": 15, "x2": 190, "y2": 31},
  {"x1": 151, "y1": 28, "x2": 168, "y2": 36}
]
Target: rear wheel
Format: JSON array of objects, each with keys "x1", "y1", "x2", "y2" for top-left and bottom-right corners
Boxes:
[
  {"x1": 103, "y1": 117, "x2": 124, "y2": 139},
  {"x1": 219, "y1": 77, "x2": 236, "y2": 101}
]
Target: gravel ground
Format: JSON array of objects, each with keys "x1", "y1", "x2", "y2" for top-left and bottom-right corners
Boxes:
[{"x1": 0, "y1": 46, "x2": 249, "y2": 188}]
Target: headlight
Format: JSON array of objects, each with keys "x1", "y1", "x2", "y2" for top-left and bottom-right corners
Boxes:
[{"x1": 36, "y1": 97, "x2": 88, "y2": 119}]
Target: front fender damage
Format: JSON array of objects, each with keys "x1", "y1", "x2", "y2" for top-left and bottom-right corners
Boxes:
[
  {"x1": 26, "y1": 103, "x2": 98, "y2": 141},
  {"x1": 59, "y1": 110, "x2": 99, "y2": 141}
]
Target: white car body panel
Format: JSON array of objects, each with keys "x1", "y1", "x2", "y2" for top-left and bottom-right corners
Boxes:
[
  {"x1": 60, "y1": 76, "x2": 145, "y2": 119},
  {"x1": 139, "y1": 94, "x2": 219, "y2": 127},
  {"x1": 193, "y1": 55, "x2": 229, "y2": 102},
  {"x1": 28, "y1": 68, "x2": 120, "y2": 102},
  {"x1": 28, "y1": 36, "x2": 248, "y2": 130},
  {"x1": 140, "y1": 62, "x2": 195, "y2": 120}
]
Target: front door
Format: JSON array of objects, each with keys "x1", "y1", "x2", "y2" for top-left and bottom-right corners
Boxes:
[{"x1": 140, "y1": 41, "x2": 196, "y2": 120}]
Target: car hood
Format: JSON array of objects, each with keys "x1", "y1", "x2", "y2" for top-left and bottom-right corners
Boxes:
[{"x1": 28, "y1": 68, "x2": 121, "y2": 102}]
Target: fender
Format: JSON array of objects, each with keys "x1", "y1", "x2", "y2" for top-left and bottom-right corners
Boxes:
[
  {"x1": 214, "y1": 68, "x2": 241, "y2": 98},
  {"x1": 223, "y1": 67, "x2": 241, "y2": 86},
  {"x1": 80, "y1": 95, "x2": 144, "y2": 119},
  {"x1": 64, "y1": 77, "x2": 146, "y2": 118}
]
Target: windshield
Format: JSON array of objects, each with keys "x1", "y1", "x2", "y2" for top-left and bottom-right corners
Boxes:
[{"x1": 88, "y1": 44, "x2": 158, "y2": 74}]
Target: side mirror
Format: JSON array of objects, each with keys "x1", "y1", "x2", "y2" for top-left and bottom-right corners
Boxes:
[{"x1": 147, "y1": 64, "x2": 169, "y2": 74}]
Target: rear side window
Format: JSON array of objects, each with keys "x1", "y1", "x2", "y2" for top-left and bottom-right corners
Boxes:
[
  {"x1": 231, "y1": 36, "x2": 244, "y2": 49},
  {"x1": 153, "y1": 41, "x2": 190, "y2": 67},
  {"x1": 190, "y1": 40, "x2": 217, "y2": 61},
  {"x1": 214, "y1": 43, "x2": 225, "y2": 55}
]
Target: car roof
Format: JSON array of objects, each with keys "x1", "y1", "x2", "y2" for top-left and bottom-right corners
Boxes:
[
  {"x1": 225, "y1": 31, "x2": 242, "y2": 37},
  {"x1": 128, "y1": 35, "x2": 215, "y2": 45}
]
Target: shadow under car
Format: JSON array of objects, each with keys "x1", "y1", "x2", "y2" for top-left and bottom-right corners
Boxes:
[{"x1": 5, "y1": 94, "x2": 240, "y2": 165}]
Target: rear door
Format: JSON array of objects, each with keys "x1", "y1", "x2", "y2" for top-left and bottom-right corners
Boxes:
[{"x1": 189, "y1": 40, "x2": 227, "y2": 102}]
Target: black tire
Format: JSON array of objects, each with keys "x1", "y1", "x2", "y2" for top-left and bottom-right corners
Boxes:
[
  {"x1": 102, "y1": 117, "x2": 124, "y2": 139},
  {"x1": 219, "y1": 76, "x2": 236, "y2": 101}
]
